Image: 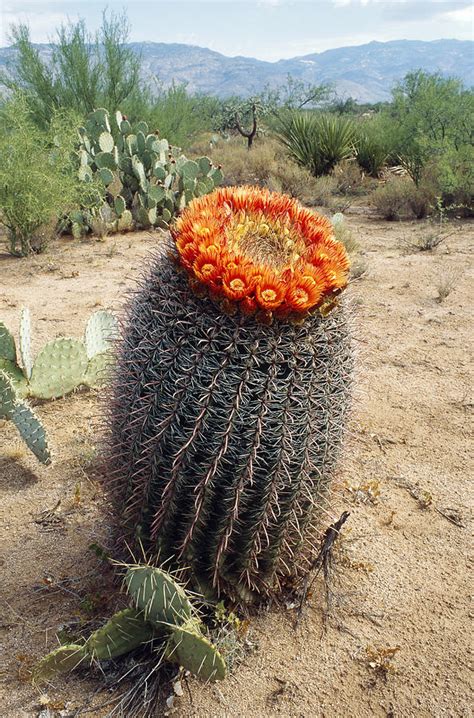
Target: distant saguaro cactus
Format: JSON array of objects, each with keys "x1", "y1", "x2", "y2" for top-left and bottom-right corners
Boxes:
[{"x1": 108, "y1": 186, "x2": 353, "y2": 602}]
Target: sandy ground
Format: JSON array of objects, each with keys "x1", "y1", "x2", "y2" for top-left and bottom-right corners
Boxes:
[{"x1": 0, "y1": 215, "x2": 472, "y2": 718}]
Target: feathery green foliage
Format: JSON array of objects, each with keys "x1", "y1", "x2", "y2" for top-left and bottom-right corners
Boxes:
[
  {"x1": 0, "y1": 95, "x2": 90, "y2": 256},
  {"x1": 3, "y1": 11, "x2": 141, "y2": 128},
  {"x1": 355, "y1": 123, "x2": 389, "y2": 177}
]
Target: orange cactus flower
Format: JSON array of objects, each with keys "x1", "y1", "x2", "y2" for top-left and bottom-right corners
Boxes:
[
  {"x1": 255, "y1": 269, "x2": 286, "y2": 310},
  {"x1": 286, "y1": 276, "x2": 324, "y2": 312},
  {"x1": 222, "y1": 263, "x2": 256, "y2": 300},
  {"x1": 172, "y1": 186, "x2": 350, "y2": 319},
  {"x1": 194, "y1": 247, "x2": 222, "y2": 286}
]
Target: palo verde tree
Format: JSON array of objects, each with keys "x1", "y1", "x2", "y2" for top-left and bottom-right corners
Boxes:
[{"x1": 1, "y1": 10, "x2": 142, "y2": 128}]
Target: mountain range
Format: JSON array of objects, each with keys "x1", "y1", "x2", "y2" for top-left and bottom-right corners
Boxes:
[{"x1": 0, "y1": 38, "x2": 472, "y2": 103}]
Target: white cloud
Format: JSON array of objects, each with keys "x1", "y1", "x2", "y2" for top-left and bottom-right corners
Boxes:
[
  {"x1": 332, "y1": 0, "x2": 385, "y2": 5},
  {"x1": 441, "y1": 5, "x2": 473, "y2": 23},
  {"x1": 0, "y1": 8, "x2": 72, "y2": 45}
]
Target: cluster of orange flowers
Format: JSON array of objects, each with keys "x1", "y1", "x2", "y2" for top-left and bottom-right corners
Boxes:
[{"x1": 171, "y1": 186, "x2": 350, "y2": 319}]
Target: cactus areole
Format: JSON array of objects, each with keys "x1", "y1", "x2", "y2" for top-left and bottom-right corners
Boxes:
[{"x1": 109, "y1": 187, "x2": 353, "y2": 603}]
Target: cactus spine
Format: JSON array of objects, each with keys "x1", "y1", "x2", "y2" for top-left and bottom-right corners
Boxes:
[{"x1": 107, "y1": 188, "x2": 353, "y2": 602}]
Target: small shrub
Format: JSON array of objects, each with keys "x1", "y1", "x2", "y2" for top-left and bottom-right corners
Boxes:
[
  {"x1": 309, "y1": 175, "x2": 338, "y2": 207},
  {"x1": 332, "y1": 215, "x2": 358, "y2": 253},
  {"x1": 371, "y1": 178, "x2": 412, "y2": 220},
  {"x1": 407, "y1": 185, "x2": 434, "y2": 219},
  {"x1": 199, "y1": 136, "x2": 274, "y2": 186},
  {"x1": 350, "y1": 257, "x2": 368, "y2": 280},
  {"x1": 421, "y1": 147, "x2": 474, "y2": 216},
  {"x1": 436, "y1": 271, "x2": 456, "y2": 303},
  {"x1": 402, "y1": 225, "x2": 453, "y2": 252}
]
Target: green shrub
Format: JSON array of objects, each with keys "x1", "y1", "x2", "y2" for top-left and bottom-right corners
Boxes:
[
  {"x1": 275, "y1": 111, "x2": 356, "y2": 176},
  {"x1": 421, "y1": 146, "x2": 474, "y2": 215},
  {"x1": 371, "y1": 178, "x2": 413, "y2": 220},
  {"x1": 0, "y1": 96, "x2": 90, "y2": 256},
  {"x1": 136, "y1": 84, "x2": 222, "y2": 150},
  {"x1": 407, "y1": 185, "x2": 434, "y2": 219},
  {"x1": 3, "y1": 13, "x2": 142, "y2": 128}
]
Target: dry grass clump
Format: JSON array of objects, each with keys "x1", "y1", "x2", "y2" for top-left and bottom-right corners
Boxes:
[
  {"x1": 436, "y1": 270, "x2": 457, "y2": 302},
  {"x1": 333, "y1": 218, "x2": 358, "y2": 254},
  {"x1": 332, "y1": 160, "x2": 366, "y2": 196}
]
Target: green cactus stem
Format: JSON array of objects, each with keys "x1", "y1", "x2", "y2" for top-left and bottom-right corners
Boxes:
[
  {"x1": 10, "y1": 401, "x2": 52, "y2": 465},
  {"x1": 86, "y1": 608, "x2": 156, "y2": 661},
  {"x1": 33, "y1": 645, "x2": 87, "y2": 683},
  {"x1": 125, "y1": 565, "x2": 193, "y2": 627},
  {"x1": 165, "y1": 620, "x2": 226, "y2": 682},
  {"x1": 19, "y1": 308, "x2": 32, "y2": 379},
  {"x1": 28, "y1": 338, "x2": 88, "y2": 399},
  {"x1": 0, "y1": 322, "x2": 16, "y2": 362}
]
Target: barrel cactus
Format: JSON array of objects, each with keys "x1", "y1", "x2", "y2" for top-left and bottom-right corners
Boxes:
[{"x1": 108, "y1": 186, "x2": 353, "y2": 603}]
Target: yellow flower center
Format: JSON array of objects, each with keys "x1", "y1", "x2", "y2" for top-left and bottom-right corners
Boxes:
[
  {"x1": 230, "y1": 278, "x2": 246, "y2": 292},
  {"x1": 202, "y1": 263, "x2": 216, "y2": 276},
  {"x1": 226, "y1": 211, "x2": 305, "y2": 271},
  {"x1": 261, "y1": 288, "x2": 277, "y2": 302},
  {"x1": 294, "y1": 288, "x2": 309, "y2": 302}
]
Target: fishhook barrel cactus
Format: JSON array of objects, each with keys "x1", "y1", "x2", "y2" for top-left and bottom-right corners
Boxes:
[{"x1": 108, "y1": 186, "x2": 353, "y2": 602}]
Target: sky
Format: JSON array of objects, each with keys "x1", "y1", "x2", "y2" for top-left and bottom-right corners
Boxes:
[{"x1": 1, "y1": 1, "x2": 473, "y2": 60}]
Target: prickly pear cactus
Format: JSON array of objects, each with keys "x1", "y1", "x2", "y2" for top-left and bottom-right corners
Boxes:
[
  {"x1": 33, "y1": 645, "x2": 87, "y2": 683},
  {"x1": 86, "y1": 608, "x2": 156, "y2": 660},
  {"x1": 0, "y1": 370, "x2": 52, "y2": 464},
  {"x1": 165, "y1": 619, "x2": 226, "y2": 682},
  {"x1": 125, "y1": 565, "x2": 193, "y2": 626},
  {"x1": 76, "y1": 109, "x2": 224, "y2": 236},
  {"x1": 19, "y1": 307, "x2": 33, "y2": 379},
  {"x1": 0, "y1": 308, "x2": 118, "y2": 399},
  {"x1": 29, "y1": 338, "x2": 89, "y2": 399},
  {"x1": 34, "y1": 565, "x2": 226, "y2": 684},
  {"x1": 0, "y1": 370, "x2": 17, "y2": 419},
  {"x1": 0, "y1": 321, "x2": 16, "y2": 362},
  {"x1": 108, "y1": 187, "x2": 354, "y2": 602}
]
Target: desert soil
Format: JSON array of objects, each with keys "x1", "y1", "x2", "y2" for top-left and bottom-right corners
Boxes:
[{"x1": 0, "y1": 215, "x2": 472, "y2": 718}]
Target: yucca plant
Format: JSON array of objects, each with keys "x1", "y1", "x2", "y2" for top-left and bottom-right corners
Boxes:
[
  {"x1": 107, "y1": 186, "x2": 353, "y2": 603},
  {"x1": 275, "y1": 111, "x2": 356, "y2": 176},
  {"x1": 355, "y1": 131, "x2": 388, "y2": 178}
]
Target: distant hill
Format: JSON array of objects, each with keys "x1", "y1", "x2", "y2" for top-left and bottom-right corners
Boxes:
[{"x1": 0, "y1": 38, "x2": 472, "y2": 103}]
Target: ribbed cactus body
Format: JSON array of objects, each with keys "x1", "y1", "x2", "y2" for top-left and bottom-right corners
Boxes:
[{"x1": 108, "y1": 245, "x2": 353, "y2": 601}]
